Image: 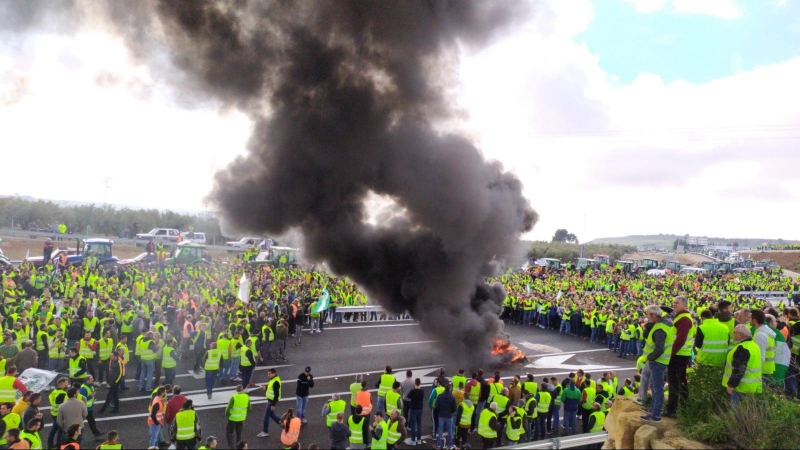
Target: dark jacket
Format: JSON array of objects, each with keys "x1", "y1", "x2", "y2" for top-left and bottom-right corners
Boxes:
[
  {"x1": 436, "y1": 390, "x2": 457, "y2": 419},
  {"x1": 296, "y1": 372, "x2": 315, "y2": 397}
]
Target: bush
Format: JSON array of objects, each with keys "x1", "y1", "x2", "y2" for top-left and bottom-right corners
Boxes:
[{"x1": 679, "y1": 364, "x2": 800, "y2": 449}]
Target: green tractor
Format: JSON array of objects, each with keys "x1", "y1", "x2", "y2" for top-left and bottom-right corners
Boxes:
[
  {"x1": 665, "y1": 261, "x2": 683, "y2": 273},
  {"x1": 641, "y1": 258, "x2": 661, "y2": 271},
  {"x1": 165, "y1": 242, "x2": 210, "y2": 266}
]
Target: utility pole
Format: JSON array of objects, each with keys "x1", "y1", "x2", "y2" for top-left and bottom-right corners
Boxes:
[{"x1": 103, "y1": 177, "x2": 112, "y2": 208}]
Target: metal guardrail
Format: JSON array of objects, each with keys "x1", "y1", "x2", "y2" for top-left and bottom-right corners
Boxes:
[{"x1": 498, "y1": 432, "x2": 608, "y2": 449}]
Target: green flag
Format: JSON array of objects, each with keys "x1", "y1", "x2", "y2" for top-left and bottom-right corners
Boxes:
[{"x1": 311, "y1": 288, "x2": 330, "y2": 314}]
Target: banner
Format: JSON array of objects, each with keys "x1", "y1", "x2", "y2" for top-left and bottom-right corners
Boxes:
[
  {"x1": 238, "y1": 273, "x2": 251, "y2": 303},
  {"x1": 18, "y1": 368, "x2": 59, "y2": 393},
  {"x1": 311, "y1": 288, "x2": 330, "y2": 314}
]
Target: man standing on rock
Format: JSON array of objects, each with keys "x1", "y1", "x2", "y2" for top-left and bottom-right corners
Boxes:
[
  {"x1": 664, "y1": 297, "x2": 694, "y2": 419},
  {"x1": 640, "y1": 305, "x2": 674, "y2": 423}
]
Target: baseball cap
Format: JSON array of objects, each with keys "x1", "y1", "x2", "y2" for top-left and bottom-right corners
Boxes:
[{"x1": 305, "y1": 366, "x2": 311, "y2": 372}]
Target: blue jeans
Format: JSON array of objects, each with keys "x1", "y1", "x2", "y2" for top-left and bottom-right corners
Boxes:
[
  {"x1": 551, "y1": 403, "x2": 561, "y2": 430},
  {"x1": 48, "y1": 420, "x2": 62, "y2": 448},
  {"x1": 139, "y1": 359, "x2": 155, "y2": 391},
  {"x1": 637, "y1": 340, "x2": 644, "y2": 357},
  {"x1": 563, "y1": 408, "x2": 577, "y2": 435},
  {"x1": 729, "y1": 391, "x2": 742, "y2": 407},
  {"x1": 618, "y1": 340, "x2": 629, "y2": 357},
  {"x1": 376, "y1": 395, "x2": 386, "y2": 416},
  {"x1": 295, "y1": 395, "x2": 309, "y2": 420},
  {"x1": 437, "y1": 417, "x2": 454, "y2": 448},
  {"x1": 606, "y1": 333, "x2": 614, "y2": 349},
  {"x1": 785, "y1": 362, "x2": 799, "y2": 397},
  {"x1": 648, "y1": 362, "x2": 667, "y2": 419},
  {"x1": 164, "y1": 367, "x2": 176, "y2": 386},
  {"x1": 229, "y1": 358, "x2": 240, "y2": 380},
  {"x1": 220, "y1": 359, "x2": 231, "y2": 380},
  {"x1": 590, "y1": 327, "x2": 598, "y2": 342},
  {"x1": 149, "y1": 424, "x2": 162, "y2": 446},
  {"x1": 410, "y1": 409, "x2": 423, "y2": 441},
  {"x1": 205, "y1": 369, "x2": 217, "y2": 395},
  {"x1": 263, "y1": 399, "x2": 281, "y2": 433},
  {"x1": 559, "y1": 320, "x2": 570, "y2": 335},
  {"x1": 474, "y1": 400, "x2": 485, "y2": 430},
  {"x1": 523, "y1": 310, "x2": 534, "y2": 325},
  {"x1": 638, "y1": 362, "x2": 651, "y2": 403},
  {"x1": 534, "y1": 415, "x2": 546, "y2": 440}
]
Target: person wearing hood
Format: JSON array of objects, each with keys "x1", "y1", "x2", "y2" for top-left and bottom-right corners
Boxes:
[
  {"x1": 716, "y1": 300, "x2": 736, "y2": 343},
  {"x1": 454, "y1": 398, "x2": 474, "y2": 448},
  {"x1": 750, "y1": 309, "x2": 776, "y2": 383},
  {"x1": 641, "y1": 305, "x2": 674, "y2": 423},
  {"x1": 665, "y1": 296, "x2": 695, "y2": 419}
]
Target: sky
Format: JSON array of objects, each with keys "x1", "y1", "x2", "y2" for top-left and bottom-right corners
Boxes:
[{"x1": 1, "y1": 0, "x2": 800, "y2": 242}]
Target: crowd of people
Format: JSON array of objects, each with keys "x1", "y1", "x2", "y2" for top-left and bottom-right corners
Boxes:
[{"x1": 0, "y1": 248, "x2": 796, "y2": 449}]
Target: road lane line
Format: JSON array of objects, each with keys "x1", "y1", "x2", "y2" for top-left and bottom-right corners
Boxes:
[
  {"x1": 40, "y1": 363, "x2": 443, "y2": 411},
  {"x1": 361, "y1": 340, "x2": 437, "y2": 348},
  {"x1": 524, "y1": 348, "x2": 617, "y2": 358},
  {"x1": 121, "y1": 363, "x2": 293, "y2": 383},
  {"x1": 327, "y1": 323, "x2": 419, "y2": 330},
  {"x1": 52, "y1": 366, "x2": 638, "y2": 426}
]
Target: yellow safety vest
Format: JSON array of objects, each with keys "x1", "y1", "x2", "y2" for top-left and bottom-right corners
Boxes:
[
  {"x1": 204, "y1": 349, "x2": 220, "y2": 371},
  {"x1": 227, "y1": 392, "x2": 250, "y2": 422},
  {"x1": 722, "y1": 339, "x2": 763, "y2": 394},
  {"x1": 175, "y1": 409, "x2": 196, "y2": 441},
  {"x1": 69, "y1": 356, "x2": 86, "y2": 379},
  {"x1": 478, "y1": 409, "x2": 497, "y2": 438},
  {"x1": 0, "y1": 376, "x2": 19, "y2": 403},
  {"x1": 326, "y1": 399, "x2": 346, "y2": 427}
]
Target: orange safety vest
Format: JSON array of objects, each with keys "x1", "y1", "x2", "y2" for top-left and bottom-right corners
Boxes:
[
  {"x1": 356, "y1": 390, "x2": 372, "y2": 415},
  {"x1": 147, "y1": 396, "x2": 164, "y2": 425},
  {"x1": 280, "y1": 417, "x2": 301, "y2": 446},
  {"x1": 183, "y1": 322, "x2": 194, "y2": 339}
]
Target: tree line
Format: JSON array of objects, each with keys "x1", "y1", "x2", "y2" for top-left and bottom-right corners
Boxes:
[{"x1": 0, "y1": 197, "x2": 228, "y2": 243}]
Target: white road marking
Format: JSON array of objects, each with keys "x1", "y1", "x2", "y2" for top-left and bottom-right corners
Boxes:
[
  {"x1": 327, "y1": 323, "x2": 419, "y2": 330},
  {"x1": 361, "y1": 340, "x2": 437, "y2": 348},
  {"x1": 528, "y1": 353, "x2": 617, "y2": 371},
  {"x1": 526, "y1": 348, "x2": 612, "y2": 358},
  {"x1": 517, "y1": 341, "x2": 562, "y2": 353}
]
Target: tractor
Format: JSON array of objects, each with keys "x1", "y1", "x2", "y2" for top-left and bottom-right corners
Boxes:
[
  {"x1": 249, "y1": 246, "x2": 300, "y2": 268},
  {"x1": 165, "y1": 242, "x2": 211, "y2": 266}
]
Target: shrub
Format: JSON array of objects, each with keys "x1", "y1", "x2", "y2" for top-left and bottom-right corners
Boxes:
[{"x1": 679, "y1": 364, "x2": 800, "y2": 449}]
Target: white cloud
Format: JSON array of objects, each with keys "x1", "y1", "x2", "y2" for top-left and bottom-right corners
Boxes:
[{"x1": 626, "y1": 0, "x2": 743, "y2": 19}]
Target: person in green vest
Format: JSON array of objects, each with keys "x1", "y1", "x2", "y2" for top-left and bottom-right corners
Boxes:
[
  {"x1": 198, "y1": 435, "x2": 218, "y2": 450},
  {"x1": 640, "y1": 305, "x2": 675, "y2": 423},
  {"x1": 225, "y1": 385, "x2": 251, "y2": 448},
  {"x1": 79, "y1": 375, "x2": 103, "y2": 438},
  {"x1": 723, "y1": 324, "x2": 763, "y2": 407},
  {"x1": 202, "y1": 342, "x2": 221, "y2": 399},
  {"x1": 375, "y1": 366, "x2": 394, "y2": 416},
  {"x1": 750, "y1": 310, "x2": 776, "y2": 383},
  {"x1": 322, "y1": 393, "x2": 348, "y2": 429},
  {"x1": 46, "y1": 377, "x2": 69, "y2": 449},
  {"x1": 97, "y1": 430, "x2": 123, "y2": 450},
  {"x1": 369, "y1": 411, "x2": 388, "y2": 450},
  {"x1": 19, "y1": 417, "x2": 43, "y2": 449},
  {"x1": 587, "y1": 402, "x2": 607, "y2": 433},
  {"x1": 694, "y1": 309, "x2": 730, "y2": 367},
  {"x1": 171, "y1": 399, "x2": 199, "y2": 449},
  {"x1": 477, "y1": 402, "x2": 500, "y2": 448}
]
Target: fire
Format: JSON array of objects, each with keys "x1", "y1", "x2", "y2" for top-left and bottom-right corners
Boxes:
[{"x1": 491, "y1": 338, "x2": 527, "y2": 364}]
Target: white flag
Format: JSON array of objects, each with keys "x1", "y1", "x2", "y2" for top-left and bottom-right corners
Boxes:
[
  {"x1": 24, "y1": 249, "x2": 30, "y2": 261},
  {"x1": 557, "y1": 290, "x2": 562, "y2": 300},
  {"x1": 238, "y1": 273, "x2": 251, "y2": 303}
]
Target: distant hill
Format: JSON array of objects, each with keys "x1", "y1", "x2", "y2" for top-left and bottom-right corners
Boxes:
[{"x1": 587, "y1": 234, "x2": 800, "y2": 248}]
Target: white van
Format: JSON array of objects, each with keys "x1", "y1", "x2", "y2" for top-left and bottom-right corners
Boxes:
[{"x1": 679, "y1": 267, "x2": 707, "y2": 275}]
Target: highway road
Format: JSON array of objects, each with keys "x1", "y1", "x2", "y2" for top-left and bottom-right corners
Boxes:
[{"x1": 36, "y1": 320, "x2": 638, "y2": 449}]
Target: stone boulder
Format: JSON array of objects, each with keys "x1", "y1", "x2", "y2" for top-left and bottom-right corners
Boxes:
[{"x1": 604, "y1": 398, "x2": 711, "y2": 450}]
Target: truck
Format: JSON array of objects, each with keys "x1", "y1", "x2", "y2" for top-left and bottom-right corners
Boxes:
[
  {"x1": 135, "y1": 228, "x2": 181, "y2": 247},
  {"x1": 226, "y1": 237, "x2": 266, "y2": 253},
  {"x1": 165, "y1": 242, "x2": 211, "y2": 266},
  {"x1": 249, "y1": 246, "x2": 299, "y2": 268}
]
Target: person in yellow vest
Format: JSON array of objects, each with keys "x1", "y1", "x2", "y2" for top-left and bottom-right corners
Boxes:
[
  {"x1": 477, "y1": 402, "x2": 500, "y2": 448},
  {"x1": 0, "y1": 401, "x2": 21, "y2": 447},
  {"x1": 97, "y1": 430, "x2": 122, "y2": 450},
  {"x1": 202, "y1": 342, "x2": 221, "y2": 399},
  {"x1": 162, "y1": 337, "x2": 178, "y2": 387},
  {"x1": 640, "y1": 305, "x2": 675, "y2": 423},
  {"x1": 534, "y1": 383, "x2": 551, "y2": 440},
  {"x1": 723, "y1": 324, "x2": 763, "y2": 407},
  {"x1": 18, "y1": 416, "x2": 43, "y2": 449},
  {"x1": 454, "y1": 398, "x2": 474, "y2": 448},
  {"x1": 587, "y1": 402, "x2": 607, "y2": 433},
  {"x1": 0, "y1": 365, "x2": 28, "y2": 404},
  {"x1": 79, "y1": 375, "x2": 103, "y2": 439},
  {"x1": 375, "y1": 366, "x2": 394, "y2": 416},
  {"x1": 504, "y1": 404, "x2": 524, "y2": 445},
  {"x1": 664, "y1": 296, "x2": 696, "y2": 419},
  {"x1": 322, "y1": 393, "x2": 348, "y2": 429},
  {"x1": 258, "y1": 368, "x2": 283, "y2": 438},
  {"x1": 694, "y1": 309, "x2": 730, "y2": 367},
  {"x1": 280, "y1": 408, "x2": 302, "y2": 449},
  {"x1": 97, "y1": 329, "x2": 114, "y2": 387},
  {"x1": 385, "y1": 382, "x2": 402, "y2": 418},
  {"x1": 138, "y1": 331, "x2": 158, "y2": 393},
  {"x1": 171, "y1": 399, "x2": 199, "y2": 449},
  {"x1": 225, "y1": 385, "x2": 251, "y2": 449},
  {"x1": 98, "y1": 352, "x2": 124, "y2": 415},
  {"x1": 78, "y1": 331, "x2": 98, "y2": 380},
  {"x1": 67, "y1": 347, "x2": 87, "y2": 386},
  {"x1": 46, "y1": 377, "x2": 69, "y2": 449}
]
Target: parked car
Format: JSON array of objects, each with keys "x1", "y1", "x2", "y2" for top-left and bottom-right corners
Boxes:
[
  {"x1": 135, "y1": 228, "x2": 180, "y2": 247},
  {"x1": 118, "y1": 252, "x2": 157, "y2": 266}
]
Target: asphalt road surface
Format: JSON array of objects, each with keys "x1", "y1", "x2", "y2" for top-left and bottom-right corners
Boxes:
[{"x1": 38, "y1": 320, "x2": 637, "y2": 449}]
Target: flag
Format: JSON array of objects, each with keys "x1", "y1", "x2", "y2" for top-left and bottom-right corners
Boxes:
[
  {"x1": 24, "y1": 249, "x2": 30, "y2": 261},
  {"x1": 526, "y1": 284, "x2": 531, "y2": 296},
  {"x1": 238, "y1": 273, "x2": 251, "y2": 303},
  {"x1": 557, "y1": 290, "x2": 562, "y2": 300},
  {"x1": 312, "y1": 288, "x2": 330, "y2": 314}
]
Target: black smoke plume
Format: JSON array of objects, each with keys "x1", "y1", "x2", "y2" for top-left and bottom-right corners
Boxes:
[{"x1": 4, "y1": 0, "x2": 539, "y2": 363}]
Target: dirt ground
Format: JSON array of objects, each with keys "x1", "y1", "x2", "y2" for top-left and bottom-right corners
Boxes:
[
  {"x1": 0, "y1": 236, "x2": 232, "y2": 261},
  {"x1": 622, "y1": 251, "x2": 715, "y2": 266}
]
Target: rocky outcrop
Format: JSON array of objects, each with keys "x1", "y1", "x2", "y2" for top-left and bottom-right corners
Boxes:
[{"x1": 602, "y1": 398, "x2": 711, "y2": 450}]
